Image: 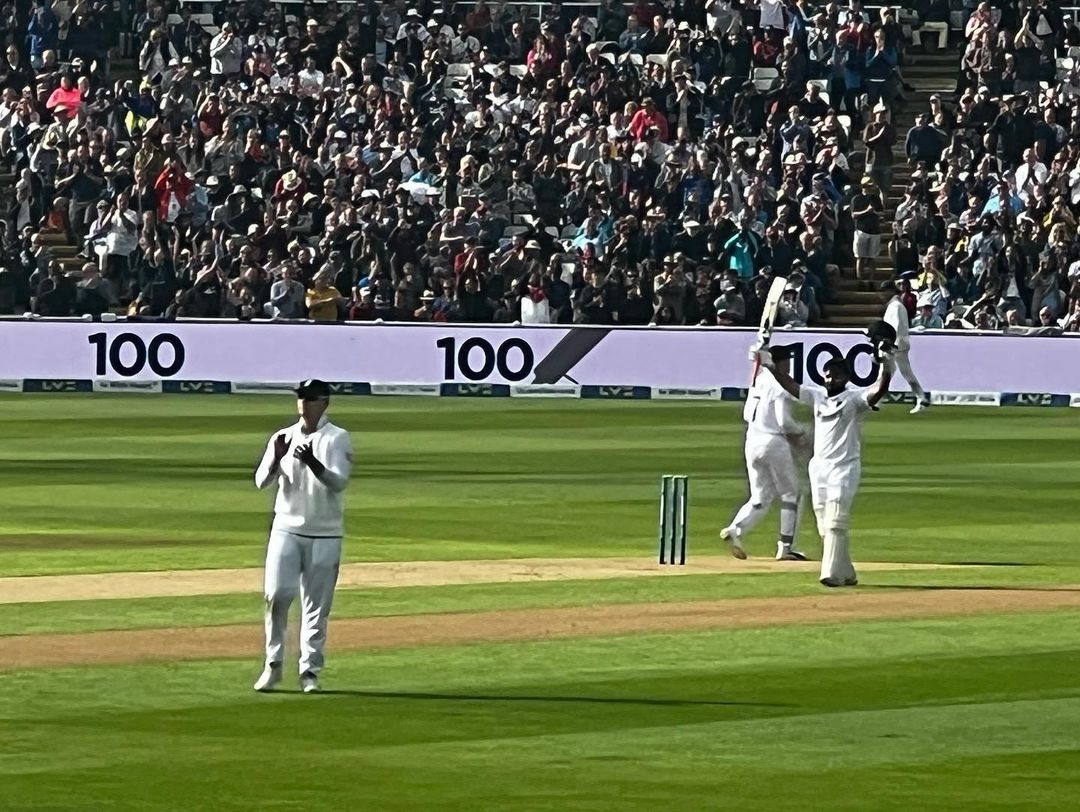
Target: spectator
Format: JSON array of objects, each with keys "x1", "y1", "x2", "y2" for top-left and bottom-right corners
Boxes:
[
  {"x1": 775, "y1": 285, "x2": 809, "y2": 327},
  {"x1": 26, "y1": 1, "x2": 59, "y2": 71},
  {"x1": 268, "y1": 266, "x2": 306, "y2": 319},
  {"x1": 0, "y1": 267, "x2": 17, "y2": 314},
  {"x1": 863, "y1": 106, "x2": 896, "y2": 191},
  {"x1": 1013, "y1": 148, "x2": 1047, "y2": 203},
  {"x1": 306, "y1": 272, "x2": 344, "y2": 322},
  {"x1": 75, "y1": 260, "x2": 114, "y2": 317},
  {"x1": 851, "y1": 177, "x2": 883, "y2": 285},
  {"x1": 209, "y1": 22, "x2": 243, "y2": 84},
  {"x1": 34, "y1": 261, "x2": 76, "y2": 316},
  {"x1": 139, "y1": 29, "x2": 175, "y2": 86},
  {"x1": 905, "y1": 113, "x2": 946, "y2": 166},
  {"x1": 45, "y1": 73, "x2": 81, "y2": 121},
  {"x1": 912, "y1": 301, "x2": 944, "y2": 329},
  {"x1": 7, "y1": 178, "x2": 42, "y2": 241},
  {"x1": 714, "y1": 280, "x2": 745, "y2": 326}
]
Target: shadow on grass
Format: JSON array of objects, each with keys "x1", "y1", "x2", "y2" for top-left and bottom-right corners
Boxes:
[{"x1": 273, "y1": 689, "x2": 788, "y2": 707}]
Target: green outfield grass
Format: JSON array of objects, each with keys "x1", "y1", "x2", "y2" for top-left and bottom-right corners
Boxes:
[
  {"x1": 2, "y1": 395, "x2": 1080, "y2": 575},
  {"x1": 3, "y1": 394, "x2": 1080, "y2": 810},
  {"x1": 3, "y1": 611, "x2": 1080, "y2": 810}
]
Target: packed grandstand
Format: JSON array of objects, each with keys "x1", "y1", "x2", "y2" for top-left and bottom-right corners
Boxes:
[{"x1": 0, "y1": 0, "x2": 1075, "y2": 334}]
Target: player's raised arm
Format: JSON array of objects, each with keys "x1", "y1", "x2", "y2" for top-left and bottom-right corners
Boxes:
[
  {"x1": 751, "y1": 347, "x2": 801, "y2": 399},
  {"x1": 254, "y1": 432, "x2": 291, "y2": 489},
  {"x1": 865, "y1": 352, "x2": 894, "y2": 409}
]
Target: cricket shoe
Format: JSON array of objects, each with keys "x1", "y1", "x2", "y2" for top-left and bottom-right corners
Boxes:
[
  {"x1": 299, "y1": 672, "x2": 321, "y2": 694},
  {"x1": 253, "y1": 663, "x2": 283, "y2": 692},
  {"x1": 819, "y1": 577, "x2": 858, "y2": 588},
  {"x1": 776, "y1": 542, "x2": 809, "y2": 561},
  {"x1": 720, "y1": 526, "x2": 748, "y2": 560},
  {"x1": 910, "y1": 400, "x2": 930, "y2": 414}
]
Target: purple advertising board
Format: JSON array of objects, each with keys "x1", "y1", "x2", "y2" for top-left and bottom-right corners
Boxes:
[{"x1": 0, "y1": 320, "x2": 1075, "y2": 393}]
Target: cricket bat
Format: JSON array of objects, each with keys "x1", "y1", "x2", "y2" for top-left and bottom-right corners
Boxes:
[{"x1": 749, "y1": 276, "x2": 789, "y2": 385}]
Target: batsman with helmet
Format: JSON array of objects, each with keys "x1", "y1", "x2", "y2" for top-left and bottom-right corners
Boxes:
[
  {"x1": 750, "y1": 337, "x2": 893, "y2": 587},
  {"x1": 721, "y1": 345, "x2": 810, "y2": 562}
]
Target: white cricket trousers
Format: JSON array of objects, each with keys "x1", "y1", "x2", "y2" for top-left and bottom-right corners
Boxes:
[
  {"x1": 263, "y1": 530, "x2": 342, "y2": 675},
  {"x1": 893, "y1": 350, "x2": 925, "y2": 400},
  {"x1": 729, "y1": 431, "x2": 803, "y2": 538},
  {"x1": 809, "y1": 459, "x2": 860, "y2": 583}
]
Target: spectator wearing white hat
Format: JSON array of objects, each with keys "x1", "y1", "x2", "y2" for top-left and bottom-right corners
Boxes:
[
  {"x1": 912, "y1": 301, "x2": 943, "y2": 329},
  {"x1": 306, "y1": 271, "x2": 345, "y2": 322},
  {"x1": 775, "y1": 285, "x2": 808, "y2": 328},
  {"x1": 397, "y1": 10, "x2": 430, "y2": 45}
]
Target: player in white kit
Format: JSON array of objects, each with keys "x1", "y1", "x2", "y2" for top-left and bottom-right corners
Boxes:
[
  {"x1": 752, "y1": 349, "x2": 892, "y2": 587},
  {"x1": 252, "y1": 379, "x2": 354, "y2": 693},
  {"x1": 720, "y1": 346, "x2": 810, "y2": 562},
  {"x1": 880, "y1": 281, "x2": 930, "y2": 413}
]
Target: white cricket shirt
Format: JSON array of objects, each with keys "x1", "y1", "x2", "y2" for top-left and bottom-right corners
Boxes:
[
  {"x1": 743, "y1": 374, "x2": 805, "y2": 437},
  {"x1": 798, "y1": 385, "x2": 872, "y2": 468},
  {"x1": 254, "y1": 414, "x2": 353, "y2": 537},
  {"x1": 883, "y1": 296, "x2": 911, "y2": 351}
]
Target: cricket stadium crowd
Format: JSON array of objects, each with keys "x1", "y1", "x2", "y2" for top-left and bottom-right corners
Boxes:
[{"x1": 0, "y1": 0, "x2": 1078, "y2": 335}]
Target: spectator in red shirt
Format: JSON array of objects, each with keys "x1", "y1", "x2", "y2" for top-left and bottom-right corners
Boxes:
[
  {"x1": 154, "y1": 160, "x2": 194, "y2": 224},
  {"x1": 526, "y1": 37, "x2": 557, "y2": 78},
  {"x1": 629, "y1": 97, "x2": 669, "y2": 142},
  {"x1": 45, "y1": 73, "x2": 81, "y2": 120},
  {"x1": 752, "y1": 29, "x2": 783, "y2": 67}
]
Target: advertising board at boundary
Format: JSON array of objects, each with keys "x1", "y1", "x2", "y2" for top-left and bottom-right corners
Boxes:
[{"x1": 0, "y1": 320, "x2": 1077, "y2": 397}]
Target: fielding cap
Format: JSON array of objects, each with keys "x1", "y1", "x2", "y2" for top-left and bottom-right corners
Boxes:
[{"x1": 295, "y1": 379, "x2": 331, "y2": 400}]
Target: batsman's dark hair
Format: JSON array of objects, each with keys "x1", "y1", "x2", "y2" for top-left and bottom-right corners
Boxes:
[{"x1": 822, "y1": 357, "x2": 851, "y2": 378}]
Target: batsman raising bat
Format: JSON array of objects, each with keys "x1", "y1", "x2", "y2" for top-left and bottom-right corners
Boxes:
[
  {"x1": 720, "y1": 344, "x2": 810, "y2": 561},
  {"x1": 748, "y1": 276, "x2": 789, "y2": 386},
  {"x1": 750, "y1": 340, "x2": 893, "y2": 587}
]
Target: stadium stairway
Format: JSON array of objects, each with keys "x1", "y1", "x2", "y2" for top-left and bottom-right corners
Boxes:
[{"x1": 826, "y1": 47, "x2": 958, "y2": 327}]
